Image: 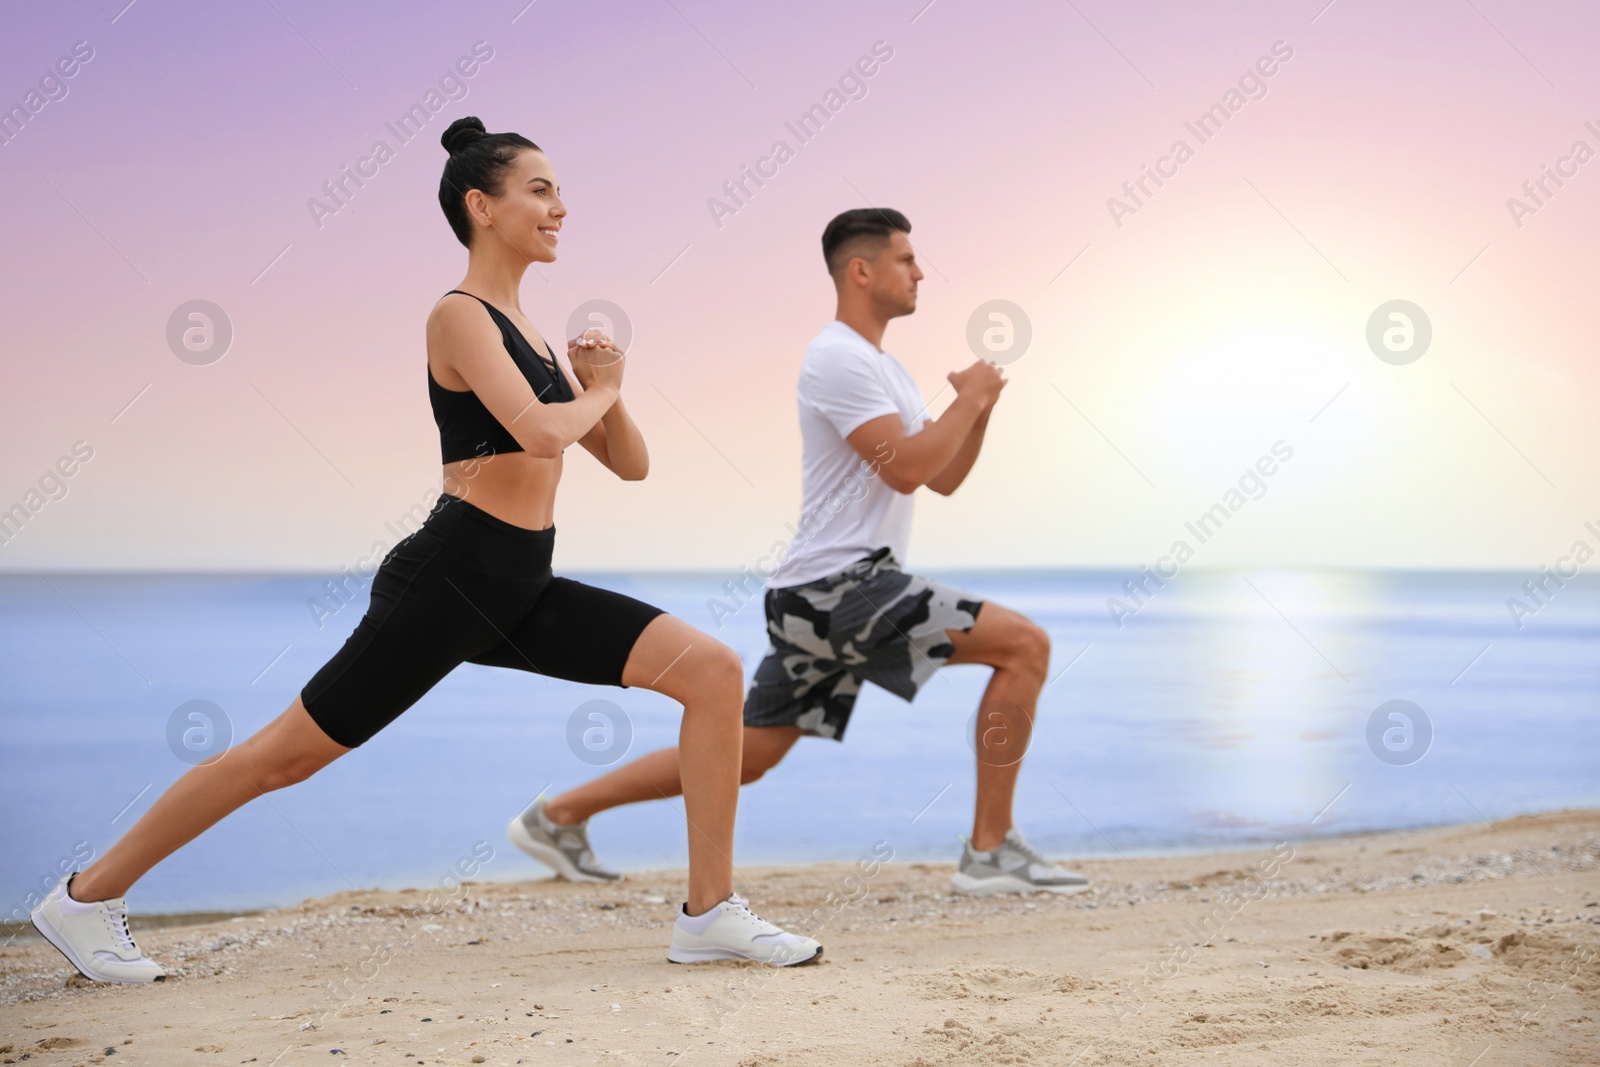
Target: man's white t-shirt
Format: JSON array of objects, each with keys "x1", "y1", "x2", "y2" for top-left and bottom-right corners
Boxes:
[{"x1": 764, "y1": 320, "x2": 927, "y2": 589}]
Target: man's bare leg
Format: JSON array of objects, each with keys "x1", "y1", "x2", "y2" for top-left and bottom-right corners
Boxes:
[
  {"x1": 943, "y1": 602, "x2": 1051, "y2": 851},
  {"x1": 543, "y1": 725, "x2": 802, "y2": 826},
  {"x1": 550, "y1": 600, "x2": 1049, "y2": 854}
]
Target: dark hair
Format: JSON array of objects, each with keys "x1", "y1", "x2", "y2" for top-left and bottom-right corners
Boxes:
[
  {"x1": 821, "y1": 207, "x2": 911, "y2": 278},
  {"x1": 438, "y1": 116, "x2": 541, "y2": 248}
]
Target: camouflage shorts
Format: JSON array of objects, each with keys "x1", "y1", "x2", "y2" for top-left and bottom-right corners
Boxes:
[{"x1": 743, "y1": 547, "x2": 985, "y2": 741}]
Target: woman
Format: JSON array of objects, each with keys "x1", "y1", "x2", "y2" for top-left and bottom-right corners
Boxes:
[{"x1": 30, "y1": 116, "x2": 821, "y2": 978}]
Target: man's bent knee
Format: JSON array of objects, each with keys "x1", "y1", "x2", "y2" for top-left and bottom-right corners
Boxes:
[
  {"x1": 739, "y1": 727, "x2": 799, "y2": 785},
  {"x1": 739, "y1": 746, "x2": 786, "y2": 785},
  {"x1": 1018, "y1": 619, "x2": 1051, "y2": 675}
]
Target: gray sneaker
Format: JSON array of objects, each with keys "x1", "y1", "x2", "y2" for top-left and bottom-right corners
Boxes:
[
  {"x1": 951, "y1": 828, "x2": 1090, "y2": 896},
  {"x1": 506, "y1": 797, "x2": 621, "y2": 883}
]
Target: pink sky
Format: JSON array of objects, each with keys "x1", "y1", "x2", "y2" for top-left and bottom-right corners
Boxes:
[{"x1": 2, "y1": 0, "x2": 1596, "y2": 571}]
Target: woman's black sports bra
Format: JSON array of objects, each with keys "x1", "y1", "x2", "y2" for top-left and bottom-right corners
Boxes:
[{"x1": 429, "y1": 289, "x2": 575, "y2": 463}]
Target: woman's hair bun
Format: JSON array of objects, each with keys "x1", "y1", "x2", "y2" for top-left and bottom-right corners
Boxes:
[{"x1": 441, "y1": 116, "x2": 487, "y2": 155}]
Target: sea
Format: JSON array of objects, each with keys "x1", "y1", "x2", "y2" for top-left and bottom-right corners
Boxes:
[{"x1": 2, "y1": 569, "x2": 1596, "y2": 916}]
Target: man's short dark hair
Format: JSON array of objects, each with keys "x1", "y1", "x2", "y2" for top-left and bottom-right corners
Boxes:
[{"x1": 821, "y1": 208, "x2": 911, "y2": 278}]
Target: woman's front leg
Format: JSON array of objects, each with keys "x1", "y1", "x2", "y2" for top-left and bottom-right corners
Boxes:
[{"x1": 620, "y1": 614, "x2": 744, "y2": 914}]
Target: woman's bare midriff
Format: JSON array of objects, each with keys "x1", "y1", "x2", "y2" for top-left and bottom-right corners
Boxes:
[{"x1": 442, "y1": 451, "x2": 562, "y2": 530}]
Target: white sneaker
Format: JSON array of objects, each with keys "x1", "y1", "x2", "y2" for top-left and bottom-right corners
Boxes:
[
  {"x1": 30, "y1": 875, "x2": 167, "y2": 984},
  {"x1": 666, "y1": 893, "x2": 822, "y2": 966}
]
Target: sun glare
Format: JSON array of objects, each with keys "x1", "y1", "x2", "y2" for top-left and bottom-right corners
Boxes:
[{"x1": 1147, "y1": 326, "x2": 1372, "y2": 492}]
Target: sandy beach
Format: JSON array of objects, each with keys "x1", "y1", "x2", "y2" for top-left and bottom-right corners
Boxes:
[{"x1": 2, "y1": 810, "x2": 1595, "y2": 1067}]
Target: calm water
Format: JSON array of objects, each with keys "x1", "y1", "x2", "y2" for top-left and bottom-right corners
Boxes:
[{"x1": 2, "y1": 569, "x2": 1596, "y2": 915}]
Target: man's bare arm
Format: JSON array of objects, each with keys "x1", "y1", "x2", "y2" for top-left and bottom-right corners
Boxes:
[
  {"x1": 842, "y1": 359, "x2": 1005, "y2": 494},
  {"x1": 843, "y1": 401, "x2": 980, "y2": 494},
  {"x1": 926, "y1": 403, "x2": 993, "y2": 496}
]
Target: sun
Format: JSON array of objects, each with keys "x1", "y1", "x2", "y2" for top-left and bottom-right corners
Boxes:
[{"x1": 1146, "y1": 325, "x2": 1375, "y2": 493}]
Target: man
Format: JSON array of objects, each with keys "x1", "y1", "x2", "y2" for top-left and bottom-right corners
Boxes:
[{"x1": 508, "y1": 208, "x2": 1088, "y2": 896}]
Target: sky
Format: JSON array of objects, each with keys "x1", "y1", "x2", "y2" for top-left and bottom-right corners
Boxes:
[{"x1": 2, "y1": 0, "x2": 1596, "y2": 572}]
